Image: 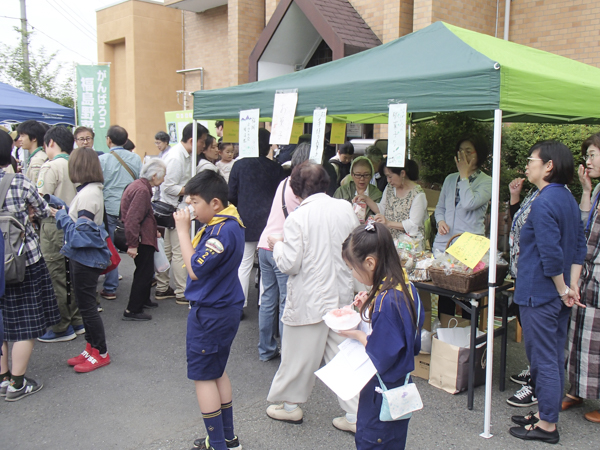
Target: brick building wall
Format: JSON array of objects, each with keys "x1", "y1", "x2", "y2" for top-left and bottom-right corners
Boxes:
[
  {"x1": 228, "y1": 0, "x2": 265, "y2": 85},
  {"x1": 266, "y1": 0, "x2": 280, "y2": 22},
  {"x1": 432, "y1": 0, "x2": 497, "y2": 36},
  {"x1": 184, "y1": 6, "x2": 230, "y2": 92}
]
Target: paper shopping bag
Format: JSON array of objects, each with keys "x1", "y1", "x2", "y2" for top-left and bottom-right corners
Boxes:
[{"x1": 428, "y1": 336, "x2": 487, "y2": 394}]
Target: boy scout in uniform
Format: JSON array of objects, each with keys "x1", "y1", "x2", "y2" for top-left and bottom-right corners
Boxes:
[
  {"x1": 174, "y1": 170, "x2": 245, "y2": 450},
  {"x1": 36, "y1": 126, "x2": 83, "y2": 343}
]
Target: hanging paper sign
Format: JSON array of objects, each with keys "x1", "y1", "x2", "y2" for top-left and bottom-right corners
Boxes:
[
  {"x1": 223, "y1": 121, "x2": 239, "y2": 143},
  {"x1": 270, "y1": 89, "x2": 298, "y2": 145},
  {"x1": 290, "y1": 122, "x2": 304, "y2": 144},
  {"x1": 330, "y1": 122, "x2": 346, "y2": 144},
  {"x1": 238, "y1": 109, "x2": 260, "y2": 158},
  {"x1": 387, "y1": 103, "x2": 408, "y2": 167},
  {"x1": 446, "y1": 232, "x2": 490, "y2": 269},
  {"x1": 309, "y1": 108, "x2": 328, "y2": 163}
]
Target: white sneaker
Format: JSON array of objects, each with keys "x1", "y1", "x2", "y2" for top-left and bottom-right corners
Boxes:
[
  {"x1": 266, "y1": 403, "x2": 303, "y2": 424},
  {"x1": 332, "y1": 416, "x2": 356, "y2": 434}
]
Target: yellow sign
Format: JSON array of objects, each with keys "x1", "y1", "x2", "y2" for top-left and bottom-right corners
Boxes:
[
  {"x1": 290, "y1": 122, "x2": 304, "y2": 144},
  {"x1": 446, "y1": 232, "x2": 490, "y2": 269},
  {"x1": 330, "y1": 122, "x2": 346, "y2": 144},
  {"x1": 223, "y1": 121, "x2": 239, "y2": 143}
]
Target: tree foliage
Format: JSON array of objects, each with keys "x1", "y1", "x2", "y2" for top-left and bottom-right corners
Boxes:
[{"x1": 0, "y1": 30, "x2": 75, "y2": 108}]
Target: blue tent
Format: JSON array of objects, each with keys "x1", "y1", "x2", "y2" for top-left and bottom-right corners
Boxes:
[{"x1": 0, "y1": 82, "x2": 75, "y2": 125}]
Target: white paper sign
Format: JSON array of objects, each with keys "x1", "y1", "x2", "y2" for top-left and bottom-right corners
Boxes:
[
  {"x1": 387, "y1": 103, "x2": 407, "y2": 167},
  {"x1": 239, "y1": 109, "x2": 260, "y2": 158},
  {"x1": 309, "y1": 108, "x2": 328, "y2": 163},
  {"x1": 315, "y1": 338, "x2": 377, "y2": 401},
  {"x1": 270, "y1": 90, "x2": 298, "y2": 145}
]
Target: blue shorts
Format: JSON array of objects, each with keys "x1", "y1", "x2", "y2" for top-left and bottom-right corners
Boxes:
[{"x1": 187, "y1": 305, "x2": 241, "y2": 381}]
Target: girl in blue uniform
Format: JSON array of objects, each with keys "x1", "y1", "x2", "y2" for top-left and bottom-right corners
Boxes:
[{"x1": 340, "y1": 222, "x2": 424, "y2": 449}]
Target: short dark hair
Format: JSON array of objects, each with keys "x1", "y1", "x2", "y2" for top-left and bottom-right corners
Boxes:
[
  {"x1": 123, "y1": 139, "x2": 135, "y2": 151},
  {"x1": 17, "y1": 120, "x2": 46, "y2": 147},
  {"x1": 530, "y1": 140, "x2": 574, "y2": 185},
  {"x1": 74, "y1": 126, "x2": 94, "y2": 138},
  {"x1": 385, "y1": 158, "x2": 419, "y2": 181},
  {"x1": 0, "y1": 130, "x2": 13, "y2": 165},
  {"x1": 290, "y1": 161, "x2": 330, "y2": 199},
  {"x1": 44, "y1": 126, "x2": 75, "y2": 155},
  {"x1": 298, "y1": 134, "x2": 311, "y2": 145},
  {"x1": 218, "y1": 142, "x2": 233, "y2": 151},
  {"x1": 339, "y1": 142, "x2": 354, "y2": 155},
  {"x1": 185, "y1": 170, "x2": 229, "y2": 207},
  {"x1": 155, "y1": 131, "x2": 169, "y2": 143},
  {"x1": 582, "y1": 133, "x2": 600, "y2": 157},
  {"x1": 182, "y1": 122, "x2": 208, "y2": 143},
  {"x1": 215, "y1": 120, "x2": 224, "y2": 129},
  {"x1": 259, "y1": 128, "x2": 271, "y2": 157},
  {"x1": 107, "y1": 125, "x2": 128, "y2": 146},
  {"x1": 69, "y1": 147, "x2": 104, "y2": 184},
  {"x1": 456, "y1": 135, "x2": 489, "y2": 168}
]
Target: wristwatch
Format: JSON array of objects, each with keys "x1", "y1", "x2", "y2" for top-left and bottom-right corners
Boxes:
[{"x1": 560, "y1": 286, "x2": 570, "y2": 297}]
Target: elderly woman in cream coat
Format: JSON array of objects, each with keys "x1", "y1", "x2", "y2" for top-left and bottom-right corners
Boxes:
[{"x1": 265, "y1": 161, "x2": 360, "y2": 433}]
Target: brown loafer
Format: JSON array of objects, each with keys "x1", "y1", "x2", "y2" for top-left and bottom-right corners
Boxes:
[
  {"x1": 561, "y1": 395, "x2": 583, "y2": 411},
  {"x1": 584, "y1": 410, "x2": 600, "y2": 423}
]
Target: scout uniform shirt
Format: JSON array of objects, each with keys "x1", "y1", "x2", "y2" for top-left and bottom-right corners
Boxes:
[
  {"x1": 186, "y1": 205, "x2": 245, "y2": 309},
  {"x1": 26, "y1": 146, "x2": 48, "y2": 187},
  {"x1": 37, "y1": 153, "x2": 77, "y2": 204}
]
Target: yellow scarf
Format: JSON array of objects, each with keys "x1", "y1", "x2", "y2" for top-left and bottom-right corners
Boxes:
[{"x1": 191, "y1": 204, "x2": 245, "y2": 248}]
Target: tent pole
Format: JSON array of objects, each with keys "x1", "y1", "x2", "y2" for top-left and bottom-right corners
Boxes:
[
  {"x1": 481, "y1": 108, "x2": 503, "y2": 439},
  {"x1": 191, "y1": 119, "x2": 197, "y2": 238}
]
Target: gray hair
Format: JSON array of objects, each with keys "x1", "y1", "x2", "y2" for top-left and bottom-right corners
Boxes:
[
  {"x1": 291, "y1": 142, "x2": 311, "y2": 169},
  {"x1": 365, "y1": 145, "x2": 383, "y2": 162},
  {"x1": 140, "y1": 158, "x2": 167, "y2": 181}
]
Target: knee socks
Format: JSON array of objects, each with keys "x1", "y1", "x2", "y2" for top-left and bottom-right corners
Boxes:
[
  {"x1": 221, "y1": 401, "x2": 235, "y2": 441},
  {"x1": 202, "y1": 409, "x2": 226, "y2": 450}
]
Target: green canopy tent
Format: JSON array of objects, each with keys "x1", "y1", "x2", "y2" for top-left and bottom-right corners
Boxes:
[{"x1": 191, "y1": 21, "x2": 600, "y2": 439}]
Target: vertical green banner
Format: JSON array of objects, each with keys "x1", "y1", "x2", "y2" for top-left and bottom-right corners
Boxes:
[{"x1": 76, "y1": 65, "x2": 110, "y2": 153}]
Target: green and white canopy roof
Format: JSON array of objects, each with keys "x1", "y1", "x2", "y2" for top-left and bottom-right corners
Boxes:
[{"x1": 193, "y1": 21, "x2": 600, "y2": 124}]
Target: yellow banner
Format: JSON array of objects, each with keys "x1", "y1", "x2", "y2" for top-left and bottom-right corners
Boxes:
[
  {"x1": 446, "y1": 232, "x2": 490, "y2": 269},
  {"x1": 330, "y1": 122, "x2": 346, "y2": 144},
  {"x1": 223, "y1": 121, "x2": 239, "y2": 143},
  {"x1": 290, "y1": 122, "x2": 304, "y2": 144}
]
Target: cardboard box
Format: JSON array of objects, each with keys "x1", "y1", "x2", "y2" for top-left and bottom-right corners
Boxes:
[
  {"x1": 423, "y1": 310, "x2": 432, "y2": 332},
  {"x1": 417, "y1": 289, "x2": 432, "y2": 312},
  {"x1": 412, "y1": 352, "x2": 431, "y2": 380},
  {"x1": 439, "y1": 313, "x2": 470, "y2": 329}
]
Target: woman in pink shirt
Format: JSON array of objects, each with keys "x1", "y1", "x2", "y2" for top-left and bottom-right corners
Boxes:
[{"x1": 257, "y1": 144, "x2": 310, "y2": 361}]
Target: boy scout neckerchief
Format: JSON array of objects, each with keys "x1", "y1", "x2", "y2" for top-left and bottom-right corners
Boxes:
[{"x1": 191, "y1": 204, "x2": 245, "y2": 248}]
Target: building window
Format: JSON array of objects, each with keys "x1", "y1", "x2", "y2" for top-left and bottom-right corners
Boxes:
[{"x1": 305, "y1": 40, "x2": 333, "y2": 68}]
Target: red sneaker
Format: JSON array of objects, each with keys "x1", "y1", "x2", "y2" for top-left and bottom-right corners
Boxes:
[
  {"x1": 68, "y1": 343, "x2": 92, "y2": 366},
  {"x1": 74, "y1": 347, "x2": 111, "y2": 373}
]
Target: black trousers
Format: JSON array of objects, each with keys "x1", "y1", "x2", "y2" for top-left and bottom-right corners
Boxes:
[
  {"x1": 126, "y1": 244, "x2": 155, "y2": 313},
  {"x1": 70, "y1": 260, "x2": 107, "y2": 354}
]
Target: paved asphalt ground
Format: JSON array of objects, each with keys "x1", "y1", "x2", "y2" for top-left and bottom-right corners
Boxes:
[{"x1": 1, "y1": 257, "x2": 599, "y2": 449}]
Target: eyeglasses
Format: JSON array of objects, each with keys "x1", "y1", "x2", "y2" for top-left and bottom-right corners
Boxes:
[
  {"x1": 586, "y1": 154, "x2": 598, "y2": 161},
  {"x1": 76, "y1": 137, "x2": 93, "y2": 142},
  {"x1": 352, "y1": 173, "x2": 371, "y2": 179},
  {"x1": 526, "y1": 157, "x2": 543, "y2": 166}
]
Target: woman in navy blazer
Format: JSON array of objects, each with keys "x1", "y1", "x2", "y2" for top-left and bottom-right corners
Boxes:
[{"x1": 509, "y1": 141, "x2": 586, "y2": 444}]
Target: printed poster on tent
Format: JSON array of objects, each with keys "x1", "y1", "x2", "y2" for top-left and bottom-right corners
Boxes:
[
  {"x1": 387, "y1": 103, "x2": 407, "y2": 167},
  {"x1": 239, "y1": 109, "x2": 260, "y2": 158},
  {"x1": 76, "y1": 65, "x2": 110, "y2": 153}
]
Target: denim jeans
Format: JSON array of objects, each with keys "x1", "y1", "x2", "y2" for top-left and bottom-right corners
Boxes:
[
  {"x1": 102, "y1": 214, "x2": 119, "y2": 294},
  {"x1": 258, "y1": 248, "x2": 288, "y2": 360}
]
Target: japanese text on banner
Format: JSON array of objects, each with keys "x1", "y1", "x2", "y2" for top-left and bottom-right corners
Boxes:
[
  {"x1": 239, "y1": 109, "x2": 260, "y2": 158},
  {"x1": 446, "y1": 232, "x2": 491, "y2": 269},
  {"x1": 387, "y1": 103, "x2": 407, "y2": 167},
  {"x1": 309, "y1": 108, "x2": 327, "y2": 163},
  {"x1": 270, "y1": 90, "x2": 298, "y2": 145},
  {"x1": 76, "y1": 65, "x2": 110, "y2": 153}
]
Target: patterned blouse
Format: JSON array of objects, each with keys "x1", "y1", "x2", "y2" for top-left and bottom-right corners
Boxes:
[
  {"x1": 509, "y1": 189, "x2": 539, "y2": 278},
  {"x1": 383, "y1": 184, "x2": 425, "y2": 241},
  {"x1": 0, "y1": 171, "x2": 49, "y2": 267},
  {"x1": 580, "y1": 197, "x2": 600, "y2": 308}
]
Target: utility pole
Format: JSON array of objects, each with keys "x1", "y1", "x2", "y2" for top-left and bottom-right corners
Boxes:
[{"x1": 20, "y1": 0, "x2": 31, "y2": 92}]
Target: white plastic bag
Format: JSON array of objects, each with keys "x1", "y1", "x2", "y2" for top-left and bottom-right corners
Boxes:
[
  {"x1": 154, "y1": 237, "x2": 170, "y2": 273},
  {"x1": 436, "y1": 326, "x2": 484, "y2": 349},
  {"x1": 420, "y1": 329, "x2": 433, "y2": 354}
]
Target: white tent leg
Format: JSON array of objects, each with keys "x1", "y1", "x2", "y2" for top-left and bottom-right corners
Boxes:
[
  {"x1": 481, "y1": 109, "x2": 503, "y2": 439},
  {"x1": 191, "y1": 119, "x2": 198, "y2": 238}
]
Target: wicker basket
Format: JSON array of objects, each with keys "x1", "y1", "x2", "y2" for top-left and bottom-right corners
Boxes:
[{"x1": 429, "y1": 233, "x2": 508, "y2": 293}]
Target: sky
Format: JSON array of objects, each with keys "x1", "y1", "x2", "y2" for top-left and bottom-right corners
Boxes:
[{"x1": 0, "y1": 0, "x2": 164, "y2": 72}]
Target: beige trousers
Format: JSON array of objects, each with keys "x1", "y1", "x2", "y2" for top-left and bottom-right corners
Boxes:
[
  {"x1": 267, "y1": 321, "x2": 358, "y2": 414},
  {"x1": 155, "y1": 227, "x2": 187, "y2": 299}
]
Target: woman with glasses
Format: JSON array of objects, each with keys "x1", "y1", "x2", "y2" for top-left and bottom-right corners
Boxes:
[
  {"x1": 563, "y1": 132, "x2": 600, "y2": 423},
  {"x1": 334, "y1": 156, "x2": 382, "y2": 222},
  {"x1": 509, "y1": 141, "x2": 586, "y2": 444}
]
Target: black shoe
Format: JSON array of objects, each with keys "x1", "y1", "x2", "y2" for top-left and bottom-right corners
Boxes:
[
  {"x1": 509, "y1": 425, "x2": 559, "y2": 444},
  {"x1": 507, "y1": 384, "x2": 537, "y2": 407},
  {"x1": 122, "y1": 310, "x2": 152, "y2": 321},
  {"x1": 193, "y1": 435, "x2": 241, "y2": 449},
  {"x1": 511, "y1": 411, "x2": 540, "y2": 427},
  {"x1": 510, "y1": 366, "x2": 531, "y2": 385},
  {"x1": 155, "y1": 287, "x2": 175, "y2": 300},
  {"x1": 143, "y1": 301, "x2": 158, "y2": 309},
  {"x1": 260, "y1": 349, "x2": 281, "y2": 362}
]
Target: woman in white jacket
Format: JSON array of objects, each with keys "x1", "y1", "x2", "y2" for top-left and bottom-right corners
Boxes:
[{"x1": 265, "y1": 161, "x2": 360, "y2": 433}]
